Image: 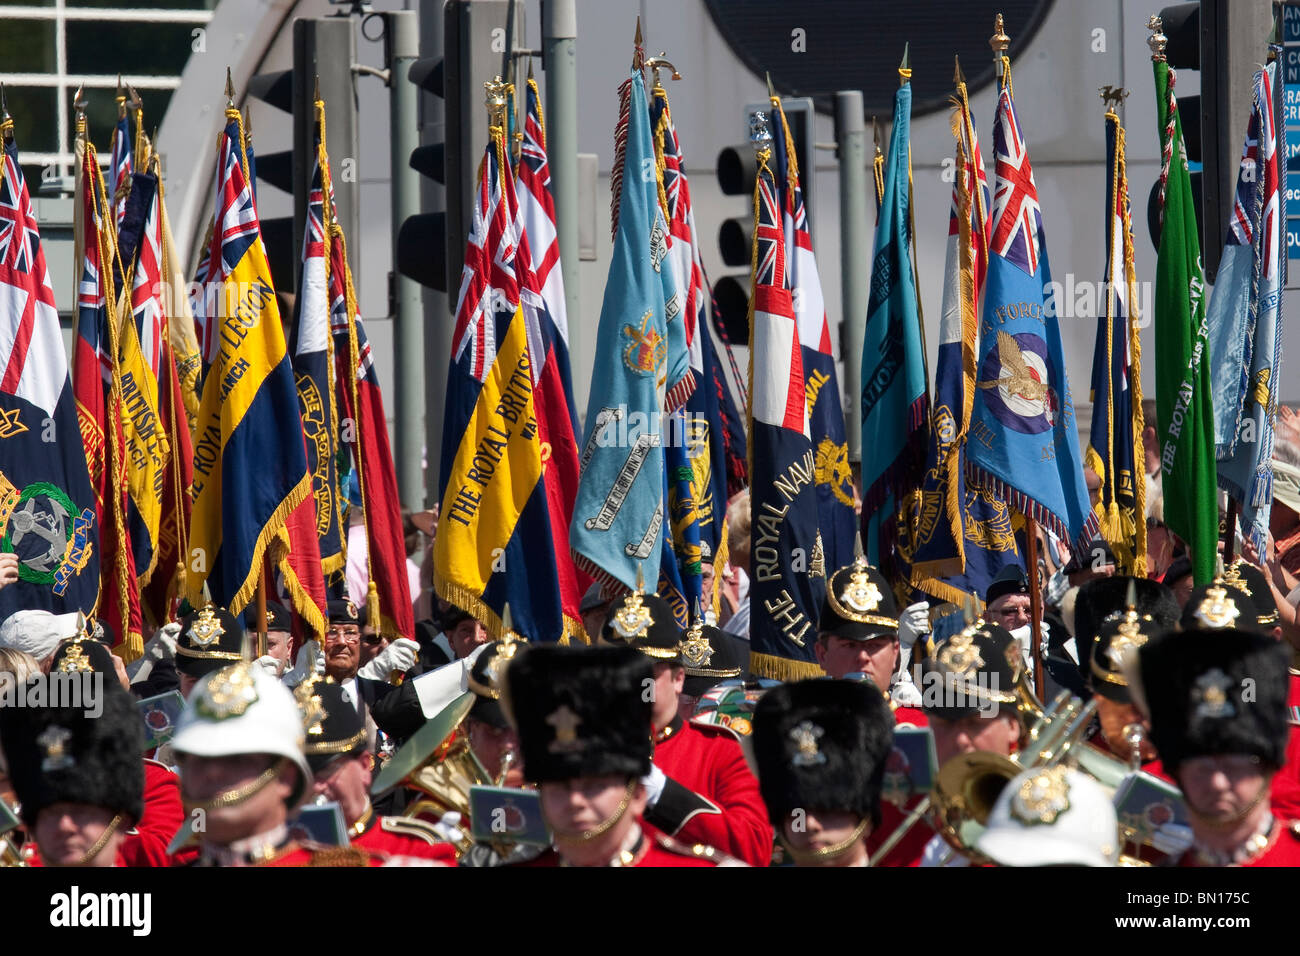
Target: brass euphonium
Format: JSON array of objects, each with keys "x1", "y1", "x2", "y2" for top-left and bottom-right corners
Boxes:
[
  {"x1": 1, "y1": 798, "x2": 28, "y2": 867},
  {"x1": 930, "y1": 691, "x2": 1098, "y2": 863}
]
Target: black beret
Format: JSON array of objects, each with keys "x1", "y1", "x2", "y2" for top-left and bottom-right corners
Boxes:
[
  {"x1": 985, "y1": 564, "x2": 1030, "y2": 606},
  {"x1": 327, "y1": 599, "x2": 362, "y2": 626},
  {"x1": 245, "y1": 600, "x2": 293, "y2": 633}
]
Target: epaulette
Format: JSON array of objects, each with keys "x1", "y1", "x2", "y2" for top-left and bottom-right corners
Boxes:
[
  {"x1": 653, "y1": 832, "x2": 747, "y2": 867},
  {"x1": 142, "y1": 757, "x2": 178, "y2": 775},
  {"x1": 687, "y1": 718, "x2": 743, "y2": 743},
  {"x1": 380, "y1": 815, "x2": 445, "y2": 845}
]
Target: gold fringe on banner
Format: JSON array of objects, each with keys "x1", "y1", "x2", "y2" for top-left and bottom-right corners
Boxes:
[{"x1": 748, "y1": 649, "x2": 825, "y2": 682}]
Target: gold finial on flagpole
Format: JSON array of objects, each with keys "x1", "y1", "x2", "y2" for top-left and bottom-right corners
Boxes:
[
  {"x1": 645, "y1": 53, "x2": 681, "y2": 90},
  {"x1": 632, "y1": 16, "x2": 644, "y2": 70},
  {"x1": 990, "y1": 13, "x2": 1010, "y2": 54},
  {"x1": 224, "y1": 66, "x2": 236, "y2": 108},
  {"x1": 1147, "y1": 15, "x2": 1168, "y2": 60},
  {"x1": 484, "y1": 75, "x2": 509, "y2": 130}
]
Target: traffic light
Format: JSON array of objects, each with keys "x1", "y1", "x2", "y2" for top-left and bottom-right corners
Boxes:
[
  {"x1": 398, "y1": 53, "x2": 448, "y2": 293},
  {"x1": 245, "y1": 17, "x2": 358, "y2": 296},
  {"x1": 1145, "y1": 0, "x2": 1268, "y2": 284},
  {"x1": 245, "y1": 67, "x2": 295, "y2": 296},
  {"x1": 714, "y1": 141, "x2": 755, "y2": 345},
  {"x1": 713, "y1": 97, "x2": 816, "y2": 346}
]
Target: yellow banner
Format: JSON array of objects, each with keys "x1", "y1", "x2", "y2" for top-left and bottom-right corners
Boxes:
[
  {"x1": 117, "y1": 312, "x2": 169, "y2": 584},
  {"x1": 186, "y1": 236, "x2": 297, "y2": 613},
  {"x1": 434, "y1": 306, "x2": 542, "y2": 604}
]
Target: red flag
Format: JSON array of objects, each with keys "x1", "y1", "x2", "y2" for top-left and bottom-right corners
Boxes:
[
  {"x1": 330, "y1": 228, "x2": 414, "y2": 641},
  {"x1": 72, "y1": 138, "x2": 141, "y2": 650}
]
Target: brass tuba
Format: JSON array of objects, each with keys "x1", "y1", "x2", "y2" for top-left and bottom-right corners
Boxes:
[{"x1": 370, "y1": 691, "x2": 486, "y2": 856}]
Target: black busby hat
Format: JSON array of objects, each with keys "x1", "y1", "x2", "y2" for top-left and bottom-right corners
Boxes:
[
  {"x1": 1088, "y1": 605, "x2": 1164, "y2": 704},
  {"x1": 297, "y1": 678, "x2": 367, "y2": 774},
  {"x1": 681, "y1": 623, "x2": 749, "y2": 698},
  {"x1": 175, "y1": 605, "x2": 245, "y2": 679},
  {"x1": 1179, "y1": 582, "x2": 1256, "y2": 632},
  {"x1": 1219, "y1": 561, "x2": 1279, "y2": 630},
  {"x1": 1073, "y1": 575, "x2": 1179, "y2": 645},
  {"x1": 49, "y1": 636, "x2": 116, "y2": 677},
  {"x1": 919, "y1": 621, "x2": 1023, "y2": 721},
  {"x1": 601, "y1": 591, "x2": 684, "y2": 663},
  {"x1": 819, "y1": 557, "x2": 898, "y2": 642},
  {"x1": 245, "y1": 600, "x2": 293, "y2": 633},
  {"x1": 504, "y1": 645, "x2": 653, "y2": 784},
  {"x1": 0, "y1": 683, "x2": 144, "y2": 829},
  {"x1": 751, "y1": 679, "x2": 894, "y2": 827},
  {"x1": 985, "y1": 564, "x2": 1030, "y2": 606},
  {"x1": 1133, "y1": 628, "x2": 1290, "y2": 774},
  {"x1": 327, "y1": 599, "x2": 363, "y2": 626},
  {"x1": 466, "y1": 638, "x2": 524, "y2": 730}
]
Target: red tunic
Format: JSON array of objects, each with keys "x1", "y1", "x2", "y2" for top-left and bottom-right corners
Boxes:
[
  {"x1": 25, "y1": 760, "x2": 180, "y2": 868},
  {"x1": 350, "y1": 814, "x2": 457, "y2": 863},
  {"x1": 867, "y1": 705, "x2": 935, "y2": 867},
  {"x1": 1271, "y1": 672, "x2": 1300, "y2": 820},
  {"x1": 516, "y1": 829, "x2": 733, "y2": 867},
  {"x1": 1085, "y1": 731, "x2": 1174, "y2": 783},
  {"x1": 1177, "y1": 819, "x2": 1300, "y2": 867},
  {"x1": 651, "y1": 717, "x2": 771, "y2": 867}
]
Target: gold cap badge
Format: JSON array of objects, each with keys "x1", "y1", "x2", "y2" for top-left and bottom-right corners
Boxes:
[
  {"x1": 189, "y1": 605, "x2": 225, "y2": 649},
  {"x1": 1193, "y1": 587, "x2": 1240, "y2": 629},
  {"x1": 37, "y1": 725, "x2": 74, "y2": 772},
  {"x1": 789, "y1": 720, "x2": 826, "y2": 768},
  {"x1": 196, "y1": 662, "x2": 259, "y2": 721},
  {"x1": 1011, "y1": 765, "x2": 1071, "y2": 826}
]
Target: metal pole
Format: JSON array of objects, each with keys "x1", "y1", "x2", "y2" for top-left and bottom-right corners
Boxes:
[
  {"x1": 294, "y1": 18, "x2": 360, "y2": 289},
  {"x1": 543, "y1": 0, "x2": 580, "y2": 369},
  {"x1": 385, "y1": 9, "x2": 425, "y2": 509},
  {"x1": 836, "y1": 90, "x2": 867, "y2": 464}
]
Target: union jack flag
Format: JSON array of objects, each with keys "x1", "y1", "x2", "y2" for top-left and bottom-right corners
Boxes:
[
  {"x1": 750, "y1": 155, "x2": 805, "y2": 436},
  {"x1": 0, "y1": 140, "x2": 65, "y2": 414},
  {"x1": 989, "y1": 88, "x2": 1042, "y2": 277},
  {"x1": 130, "y1": 179, "x2": 165, "y2": 382},
  {"x1": 451, "y1": 139, "x2": 512, "y2": 383},
  {"x1": 111, "y1": 114, "x2": 132, "y2": 229}
]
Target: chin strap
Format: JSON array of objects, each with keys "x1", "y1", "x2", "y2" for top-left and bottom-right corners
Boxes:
[
  {"x1": 1186, "y1": 776, "x2": 1271, "y2": 831},
  {"x1": 55, "y1": 813, "x2": 123, "y2": 867},
  {"x1": 778, "y1": 816, "x2": 871, "y2": 866},
  {"x1": 185, "y1": 758, "x2": 287, "y2": 812},
  {"x1": 548, "y1": 781, "x2": 638, "y2": 843}
]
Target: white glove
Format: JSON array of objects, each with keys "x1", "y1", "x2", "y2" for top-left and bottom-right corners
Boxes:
[
  {"x1": 889, "y1": 670, "x2": 923, "y2": 707},
  {"x1": 254, "y1": 655, "x2": 282, "y2": 676},
  {"x1": 128, "y1": 622, "x2": 181, "y2": 682},
  {"x1": 282, "y1": 640, "x2": 326, "y2": 688},
  {"x1": 357, "y1": 637, "x2": 420, "y2": 682},
  {"x1": 896, "y1": 601, "x2": 931, "y2": 649},
  {"x1": 1149, "y1": 822, "x2": 1194, "y2": 857},
  {"x1": 430, "y1": 811, "x2": 467, "y2": 847},
  {"x1": 639, "y1": 763, "x2": 668, "y2": 808}
]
